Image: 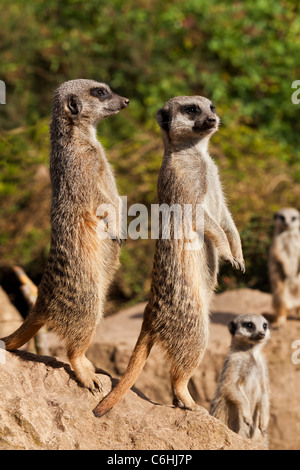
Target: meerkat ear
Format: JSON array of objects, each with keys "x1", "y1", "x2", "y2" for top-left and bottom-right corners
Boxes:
[
  {"x1": 228, "y1": 321, "x2": 237, "y2": 335},
  {"x1": 156, "y1": 108, "x2": 170, "y2": 132},
  {"x1": 65, "y1": 95, "x2": 82, "y2": 116}
]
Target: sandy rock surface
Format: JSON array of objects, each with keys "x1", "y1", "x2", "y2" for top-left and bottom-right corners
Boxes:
[{"x1": 1, "y1": 288, "x2": 298, "y2": 450}]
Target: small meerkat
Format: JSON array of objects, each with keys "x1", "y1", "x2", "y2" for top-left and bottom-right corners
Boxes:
[
  {"x1": 210, "y1": 314, "x2": 270, "y2": 443},
  {"x1": 1, "y1": 79, "x2": 129, "y2": 392},
  {"x1": 269, "y1": 208, "x2": 300, "y2": 326},
  {"x1": 93, "y1": 95, "x2": 244, "y2": 417}
]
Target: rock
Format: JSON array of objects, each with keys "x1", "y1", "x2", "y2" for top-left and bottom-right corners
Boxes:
[
  {"x1": 0, "y1": 350, "x2": 261, "y2": 450},
  {"x1": 2, "y1": 288, "x2": 297, "y2": 450}
]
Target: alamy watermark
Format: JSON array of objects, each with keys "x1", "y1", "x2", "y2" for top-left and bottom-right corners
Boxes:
[
  {"x1": 292, "y1": 340, "x2": 300, "y2": 365},
  {"x1": 0, "y1": 340, "x2": 6, "y2": 365},
  {"x1": 291, "y1": 80, "x2": 300, "y2": 104},
  {"x1": 0, "y1": 80, "x2": 6, "y2": 105},
  {"x1": 96, "y1": 197, "x2": 205, "y2": 250}
]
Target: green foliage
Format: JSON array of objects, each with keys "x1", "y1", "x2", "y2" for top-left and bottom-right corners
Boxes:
[
  {"x1": 0, "y1": 0, "x2": 300, "y2": 305},
  {"x1": 1, "y1": 0, "x2": 300, "y2": 147}
]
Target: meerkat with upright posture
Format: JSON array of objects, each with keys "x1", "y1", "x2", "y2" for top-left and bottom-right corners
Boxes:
[
  {"x1": 93, "y1": 95, "x2": 245, "y2": 417},
  {"x1": 210, "y1": 314, "x2": 270, "y2": 443},
  {"x1": 1, "y1": 79, "x2": 129, "y2": 392},
  {"x1": 269, "y1": 208, "x2": 300, "y2": 326}
]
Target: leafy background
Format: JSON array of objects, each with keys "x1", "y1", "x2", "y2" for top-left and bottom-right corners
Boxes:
[{"x1": 1, "y1": 0, "x2": 300, "y2": 311}]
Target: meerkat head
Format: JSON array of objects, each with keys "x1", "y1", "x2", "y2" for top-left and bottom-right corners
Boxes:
[
  {"x1": 229, "y1": 314, "x2": 270, "y2": 348},
  {"x1": 52, "y1": 79, "x2": 129, "y2": 126},
  {"x1": 156, "y1": 96, "x2": 220, "y2": 144},
  {"x1": 273, "y1": 208, "x2": 300, "y2": 234}
]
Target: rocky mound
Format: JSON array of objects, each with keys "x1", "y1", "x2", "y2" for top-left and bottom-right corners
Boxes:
[
  {"x1": 1, "y1": 287, "x2": 298, "y2": 450},
  {"x1": 0, "y1": 350, "x2": 261, "y2": 450}
]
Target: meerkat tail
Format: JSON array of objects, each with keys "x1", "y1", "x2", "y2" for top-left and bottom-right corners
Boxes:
[
  {"x1": 13, "y1": 266, "x2": 38, "y2": 307},
  {"x1": 1, "y1": 309, "x2": 45, "y2": 351},
  {"x1": 93, "y1": 332, "x2": 153, "y2": 417}
]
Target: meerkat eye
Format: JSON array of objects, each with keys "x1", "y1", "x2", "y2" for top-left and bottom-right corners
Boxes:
[
  {"x1": 90, "y1": 88, "x2": 109, "y2": 99},
  {"x1": 210, "y1": 104, "x2": 216, "y2": 113},
  {"x1": 97, "y1": 89, "x2": 106, "y2": 96},
  {"x1": 263, "y1": 323, "x2": 268, "y2": 330},
  {"x1": 242, "y1": 321, "x2": 254, "y2": 329},
  {"x1": 183, "y1": 105, "x2": 199, "y2": 115},
  {"x1": 292, "y1": 216, "x2": 297, "y2": 222}
]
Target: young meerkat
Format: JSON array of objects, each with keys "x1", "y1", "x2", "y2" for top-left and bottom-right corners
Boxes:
[
  {"x1": 93, "y1": 95, "x2": 244, "y2": 417},
  {"x1": 210, "y1": 314, "x2": 270, "y2": 443},
  {"x1": 269, "y1": 207, "x2": 300, "y2": 326},
  {"x1": 1, "y1": 79, "x2": 129, "y2": 393}
]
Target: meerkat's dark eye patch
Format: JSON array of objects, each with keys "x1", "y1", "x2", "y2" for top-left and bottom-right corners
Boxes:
[
  {"x1": 274, "y1": 214, "x2": 285, "y2": 223},
  {"x1": 210, "y1": 104, "x2": 216, "y2": 113},
  {"x1": 181, "y1": 105, "x2": 201, "y2": 115},
  {"x1": 242, "y1": 321, "x2": 255, "y2": 329},
  {"x1": 263, "y1": 323, "x2": 268, "y2": 330},
  {"x1": 292, "y1": 216, "x2": 298, "y2": 222},
  {"x1": 90, "y1": 87, "x2": 110, "y2": 101}
]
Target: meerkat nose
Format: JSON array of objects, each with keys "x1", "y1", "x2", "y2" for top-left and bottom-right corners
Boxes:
[
  {"x1": 123, "y1": 98, "x2": 130, "y2": 107},
  {"x1": 206, "y1": 117, "x2": 216, "y2": 123},
  {"x1": 258, "y1": 332, "x2": 265, "y2": 338}
]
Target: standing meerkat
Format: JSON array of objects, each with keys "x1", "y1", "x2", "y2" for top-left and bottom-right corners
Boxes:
[
  {"x1": 210, "y1": 314, "x2": 270, "y2": 443},
  {"x1": 93, "y1": 95, "x2": 245, "y2": 417},
  {"x1": 1, "y1": 79, "x2": 129, "y2": 392},
  {"x1": 269, "y1": 208, "x2": 300, "y2": 326}
]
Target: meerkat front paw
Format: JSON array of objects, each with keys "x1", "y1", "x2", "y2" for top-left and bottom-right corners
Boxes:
[
  {"x1": 220, "y1": 253, "x2": 240, "y2": 270},
  {"x1": 221, "y1": 253, "x2": 245, "y2": 273},
  {"x1": 235, "y1": 257, "x2": 246, "y2": 273}
]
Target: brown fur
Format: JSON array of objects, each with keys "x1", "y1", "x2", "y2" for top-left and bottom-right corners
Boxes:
[
  {"x1": 94, "y1": 95, "x2": 244, "y2": 417},
  {"x1": 1, "y1": 79, "x2": 129, "y2": 392}
]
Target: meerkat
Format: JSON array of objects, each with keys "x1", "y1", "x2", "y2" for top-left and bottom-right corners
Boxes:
[
  {"x1": 268, "y1": 208, "x2": 300, "y2": 326},
  {"x1": 210, "y1": 314, "x2": 270, "y2": 443},
  {"x1": 1, "y1": 79, "x2": 129, "y2": 393},
  {"x1": 93, "y1": 95, "x2": 245, "y2": 417}
]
